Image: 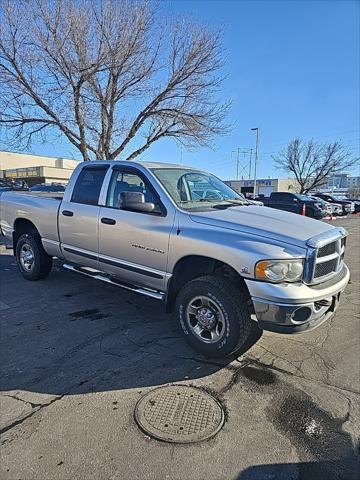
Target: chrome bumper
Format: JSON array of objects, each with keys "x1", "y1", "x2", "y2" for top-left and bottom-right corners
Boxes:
[
  {"x1": 252, "y1": 292, "x2": 342, "y2": 333},
  {"x1": 246, "y1": 265, "x2": 350, "y2": 334}
]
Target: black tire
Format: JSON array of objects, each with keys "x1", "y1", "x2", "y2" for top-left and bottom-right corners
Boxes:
[
  {"x1": 175, "y1": 275, "x2": 252, "y2": 358},
  {"x1": 15, "y1": 233, "x2": 53, "y2": 281}
]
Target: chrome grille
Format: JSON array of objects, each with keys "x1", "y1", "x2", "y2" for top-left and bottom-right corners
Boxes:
[
  {"x1": 314, "y1": 258, "x2": 338, "y2": 278},
  {"x1": 318, "y1": 242, "x2": 336, "y2": 258},
  {"x1": 305, "y1": 228, "x2": 347, "y2": 284}
]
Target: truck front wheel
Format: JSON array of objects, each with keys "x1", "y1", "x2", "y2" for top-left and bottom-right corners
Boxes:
[
  {"x1": 16, "y1": 233, "x2": 53, "y2": 281},
  {"x1": 175, "y1": 275, "x2": 252, "y2": 357}
]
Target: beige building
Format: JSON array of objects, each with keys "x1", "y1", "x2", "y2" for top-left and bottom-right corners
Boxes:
[
  {"x1": 226, "y1": 178, "x2": 299, "y2": 197},
  {"x1": 0, "y1": 151, "x2": 79, "y2": 186}
]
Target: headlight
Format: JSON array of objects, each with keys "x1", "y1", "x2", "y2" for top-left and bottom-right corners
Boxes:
[{"x1": 255, "y1": 259, "x2": 304, "y2": 283}]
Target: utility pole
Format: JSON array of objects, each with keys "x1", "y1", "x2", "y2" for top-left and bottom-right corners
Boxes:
[
  {"x1": 251, "y1": 128, "x2": 259, "y2": 198},
  {"x1": 249, "y1": 148, "x2": 253, "y2": 178},
  {"x1": 236, "y1": 148, "x2": 240, "y2": 180}
]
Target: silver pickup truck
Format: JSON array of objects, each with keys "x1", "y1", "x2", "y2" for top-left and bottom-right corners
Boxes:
[{"x1": 0, "y1": 161, "x2": 350, "y2": 357}]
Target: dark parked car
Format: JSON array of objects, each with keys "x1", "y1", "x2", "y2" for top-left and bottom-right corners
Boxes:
[
  {"x1": 0, "y1": 179, "x2": 28, "y2": 191},
  {"x1": 0, "y1": 180, "x2": 12, "y2": 192},
  {"x1": 260, "y1": 192, "x2": 327, "y2": 219},
  {"x1": 29, "y1": 183, "x2": 66, "y2": 193},
  {"x1": 314, "y1": 193, "x2": 354, "y2": 216}
]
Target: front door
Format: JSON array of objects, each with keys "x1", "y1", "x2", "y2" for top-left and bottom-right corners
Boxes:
[{"x1": 98, "y1": 167, "x2": 175, "y2": 291}]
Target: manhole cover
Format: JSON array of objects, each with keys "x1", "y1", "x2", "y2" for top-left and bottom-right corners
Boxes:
[{"x1": 134, "y1": 385, "x2": 224, "y2": 443}]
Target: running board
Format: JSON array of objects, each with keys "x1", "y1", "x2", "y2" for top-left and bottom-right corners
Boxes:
[{"x1": 63, "y1": 263, "x2": 165, "y2": 301}]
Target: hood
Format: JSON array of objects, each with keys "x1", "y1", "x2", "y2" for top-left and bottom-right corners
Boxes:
[{"x1": 189, "y1": 205, "x2": 335, "y2": 248}]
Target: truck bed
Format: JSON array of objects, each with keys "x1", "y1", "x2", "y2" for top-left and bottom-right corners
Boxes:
[{"x1": 0, "y1": 191, "x2": 62, "y2": 247}]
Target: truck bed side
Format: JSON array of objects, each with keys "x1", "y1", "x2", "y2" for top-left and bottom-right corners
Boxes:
[{"x1": 0, "y1": 192, "x2": 62, "y2": 257}]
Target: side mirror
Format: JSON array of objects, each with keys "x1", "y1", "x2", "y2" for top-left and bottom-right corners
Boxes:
[{"x1": 119, "y1": 191, "x2": 155, "y2": 213}]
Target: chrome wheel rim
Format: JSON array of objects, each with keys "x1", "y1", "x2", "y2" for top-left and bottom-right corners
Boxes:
[
  {"x1": 185, "y1": 295, "x2": 226, "y2": 344},
  {"x1": 19, "y1": 243, "x2": 35, "y2": 271}
]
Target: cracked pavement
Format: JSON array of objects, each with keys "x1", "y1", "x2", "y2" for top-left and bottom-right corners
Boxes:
[{"x1": 0, "y1": 216, "x2": 359, "y2": 479}]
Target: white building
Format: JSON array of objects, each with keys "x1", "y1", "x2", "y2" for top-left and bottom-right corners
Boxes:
[
  {"x1": 0, "y1": 151, "x2": 79, "y2": 186},
  {"x1": 225, "y1": 178, "x2": 299, "y2": 197}
]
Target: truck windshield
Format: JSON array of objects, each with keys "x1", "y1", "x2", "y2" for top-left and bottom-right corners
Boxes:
[{"x1": 151, "y1": 168, "x2": 248, "y2": 210}]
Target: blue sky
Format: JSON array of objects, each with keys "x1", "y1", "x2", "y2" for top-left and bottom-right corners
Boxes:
[{"x1": 15, "y1": 0, "x2": 360, "y2": 180}]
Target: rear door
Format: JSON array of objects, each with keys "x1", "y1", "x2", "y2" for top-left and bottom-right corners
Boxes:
[
  {"x1": 98, "y1": 166, "x2": 175, "y2": 291},
  {"x1": 59, "y1": 164, "x2": 109, "y2": 268}
]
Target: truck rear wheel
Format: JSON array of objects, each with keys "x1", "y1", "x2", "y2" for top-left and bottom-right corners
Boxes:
[
  {"x1": 16, "y1": 233, "x2": 53, "y2": 281},
  {"x1": 175, "y1": 275, "x2": 252, "y2": 357}
]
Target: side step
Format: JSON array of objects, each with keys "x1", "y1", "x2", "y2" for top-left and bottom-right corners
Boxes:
[{"x1": 63, "y1": 263, "x2": 165, "y2": 301}]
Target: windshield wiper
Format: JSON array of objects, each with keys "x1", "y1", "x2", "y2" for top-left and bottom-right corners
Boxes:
[
  {"x1": 211, "y1": 198, "x2": 250, "y2": 209},
  {"x1": 223, "y1": 198, "x2": 250, "y2": 205}
]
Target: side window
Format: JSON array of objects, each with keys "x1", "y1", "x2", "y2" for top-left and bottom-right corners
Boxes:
[
  {"x1": 71, "y1": 167, "x2": 108, "y2": 206},
  {"x1": 106, "y1": 170, "x2": 158, "y2": 209},
  {"x1": 279, "y1": 193, "x2": 293, "y2": 202}
]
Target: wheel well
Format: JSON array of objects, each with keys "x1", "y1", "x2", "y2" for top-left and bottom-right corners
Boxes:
[
  {"x1": 166, "y1": 255, "x2": 247, "y2": 312},
  {"x1": 13, "y1": 219, "x2": 39, "y2": 250}
]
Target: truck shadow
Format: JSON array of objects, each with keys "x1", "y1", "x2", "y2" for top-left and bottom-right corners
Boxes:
[
  {"x1": 236, "y1": 455, "x2": 360, "y2": 480},
  {"x1": 0, "y1": 254, "x2": 261, "y2": 396}
]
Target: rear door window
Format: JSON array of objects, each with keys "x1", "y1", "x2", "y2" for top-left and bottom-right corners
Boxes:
[{"x1": 71, "y1": 167, "x2": 108, "y2": 205}]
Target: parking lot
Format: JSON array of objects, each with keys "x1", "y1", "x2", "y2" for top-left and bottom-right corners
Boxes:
[{"x1": 0, "y1": 216, "x2": 359, "y2": 480}]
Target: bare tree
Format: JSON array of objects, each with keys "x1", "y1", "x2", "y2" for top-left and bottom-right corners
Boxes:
[
  {"x1": 0, "y1": 0, "x2": 229, "y2": 161},
  {"x1": 273, "y1": 138, "x2": 359, "y2": 194}
]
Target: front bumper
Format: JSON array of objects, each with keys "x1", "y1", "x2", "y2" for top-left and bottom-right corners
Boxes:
[{"x1": 246, "y1": 265, "x2": 350, "y2": 334}]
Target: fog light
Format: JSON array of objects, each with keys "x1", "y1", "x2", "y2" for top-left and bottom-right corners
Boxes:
[{"x1": 291, "y1": 307, "x2": 312, "y2": 324}]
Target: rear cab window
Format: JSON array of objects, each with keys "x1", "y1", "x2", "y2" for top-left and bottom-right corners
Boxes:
[{"x1": 71, "y1": 166, "x2": 108, "y2": 205}]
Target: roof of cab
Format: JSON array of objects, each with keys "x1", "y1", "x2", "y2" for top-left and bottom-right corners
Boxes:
[
  {"x1": 81, "y1": 160, "x2": 195, "y2": 170},
  {"x1": 140, "y1": 161, "x2": 193, "y2": 169}
]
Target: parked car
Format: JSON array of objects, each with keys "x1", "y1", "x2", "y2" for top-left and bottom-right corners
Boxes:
[
  {"x1": 260, "y1": 192, "x2": 327, "y2": 219},
  {"x1": 315, "y1": 193, "x2": 354, "y2": 216},
  {"x1": 29, "y1": 183, "x2": 66, "y2": 192},
  {"x1": 310, "y1": 196, "x2": 332, "y2": 215},
  {"x1": 0, "y1": 161, "x2": 349, "y2": 357},
  {"x1": 0, "y1": 179, "x2": 28, "y2": 191},
  {"x1": 347, "y1": 199, "x2": 360, "y2": 214},
  {"x1": 330, "y1": 203, "x2": 343, "y2": 216},
  {"x1": 0, "y1": 180, "x2": 12, "y2": 192},
  {"x1": 310, "y1": 196, "x2": 343, "y2": 216}
]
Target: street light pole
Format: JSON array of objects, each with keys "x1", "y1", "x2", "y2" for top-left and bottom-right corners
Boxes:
[{"x1": 251, "y1": 127, "x2": 259, "y2": 198}]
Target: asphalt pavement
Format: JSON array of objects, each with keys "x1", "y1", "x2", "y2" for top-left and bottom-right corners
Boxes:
[{"x1": 0, "y1": 216, "x2": 359, "y2": 480}]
